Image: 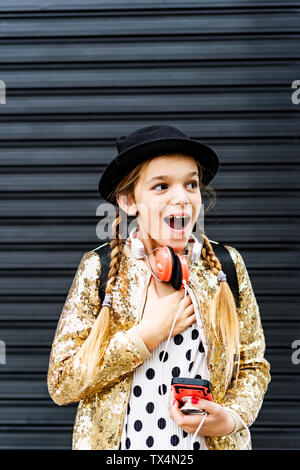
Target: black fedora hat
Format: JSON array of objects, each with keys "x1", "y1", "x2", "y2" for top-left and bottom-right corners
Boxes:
[{"x1": 98, "y1": 124, "x2": 219, "y2": 204}]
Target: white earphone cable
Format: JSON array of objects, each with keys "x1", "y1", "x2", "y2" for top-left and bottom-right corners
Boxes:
[
  {"x1": 191, "y1": 412, "x2": 208, "y2": 449},
  {"x1": 158, "y1": 279, "x2": 208, "y2": 451},
  {"x1": 158, "y1": 279, "x2": 210, "y2": 450},
  {"x1": 160, "y1": 279, "x2": 188, "y2": 366}
]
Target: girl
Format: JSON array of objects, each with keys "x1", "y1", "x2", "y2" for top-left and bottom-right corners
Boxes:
[{"x1": 47, "y1": 124, "x2": 271, "y2": 450}]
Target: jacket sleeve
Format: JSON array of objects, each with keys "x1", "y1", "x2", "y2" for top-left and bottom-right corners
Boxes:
[
  {"x1": 47, "y1": 250, "x2": 151, "y2": 406},
  {"x1": 220, "y1": 246, "x2": 271, "y2": 431}
]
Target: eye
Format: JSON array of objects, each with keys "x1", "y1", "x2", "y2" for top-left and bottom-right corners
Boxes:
[
  {"x1": 152, "y1": 181, "x2": 199, "y2": 191},
  {"x1": 152, "y1": 183, "x2": 168, "y2": 191},
  {"x1": 187, "y1": 180, "x2": 198, "y2": 189}
]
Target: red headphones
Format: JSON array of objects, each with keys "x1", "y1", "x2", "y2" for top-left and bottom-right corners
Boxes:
[
  {"x1": 151, "y1": 245, "x2": 190, "y2": 290},
  {"x1": 129, "y1": 227, "x2": 201, "y2": 290}
]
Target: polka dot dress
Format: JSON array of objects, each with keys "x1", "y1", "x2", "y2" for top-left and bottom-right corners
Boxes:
[{"x1": 119, "y1": 288, "x2": 210, "y2": 451}]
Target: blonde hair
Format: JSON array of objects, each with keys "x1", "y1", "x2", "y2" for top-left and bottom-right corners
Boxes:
[{"x1": 78, "y1": 153, "x2": 240, "y2": 390}]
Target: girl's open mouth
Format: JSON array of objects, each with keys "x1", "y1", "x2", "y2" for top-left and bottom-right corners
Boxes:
[{"x1": 163, "y1": 215, "x2": 191, "y2": 232}]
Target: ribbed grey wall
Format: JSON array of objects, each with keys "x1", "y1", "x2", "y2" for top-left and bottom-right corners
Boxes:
[{"x1": 0, "y1": 0, "x2": 299, "y2": 450}]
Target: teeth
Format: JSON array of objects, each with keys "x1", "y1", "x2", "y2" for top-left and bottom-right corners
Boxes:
[{"x1": 164, "y1": 215, "x2": 190, "y2": 230}]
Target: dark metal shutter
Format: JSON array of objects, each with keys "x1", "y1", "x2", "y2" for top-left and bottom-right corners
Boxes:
[{"x1": 0, "y1": 0, "x2": 299, "y2": 450}]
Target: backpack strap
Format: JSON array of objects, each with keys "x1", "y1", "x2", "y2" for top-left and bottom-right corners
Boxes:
[
  {"x1": 209, "y1": 240, "x2": 241, "y2": 309},
  {"x1": 92, "y1": 242, "x2": 111, "y2": 304}
]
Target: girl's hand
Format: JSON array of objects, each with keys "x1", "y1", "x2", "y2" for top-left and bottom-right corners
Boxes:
[
  {"x1": 138, "y1": 276, "x2": 196, "y2": 351},
  {"x1": 169, "y1": 387, "x2": 235, "y2": 437}
]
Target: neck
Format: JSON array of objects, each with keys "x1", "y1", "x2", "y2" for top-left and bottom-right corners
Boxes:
[{"x1": 137, "y1": 227, "x2": 189, "y2": 256}]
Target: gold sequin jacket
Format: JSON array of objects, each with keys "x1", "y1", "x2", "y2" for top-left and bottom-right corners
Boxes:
[{"x1": 47, "y1": 240, "x2": 271, "y2": 450}]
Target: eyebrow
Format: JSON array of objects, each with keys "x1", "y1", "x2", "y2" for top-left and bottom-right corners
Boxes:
[{"x1": 146, "y1": 171, "x2": 199, "y2": 185}]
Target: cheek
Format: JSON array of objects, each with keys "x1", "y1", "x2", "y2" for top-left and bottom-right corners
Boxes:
[
  {"x1": 192, "y1": 196, "x2": 202, "y2": 215},
  {"x1": 139, "y1": 205, "x2": 162, "y2": 229}
]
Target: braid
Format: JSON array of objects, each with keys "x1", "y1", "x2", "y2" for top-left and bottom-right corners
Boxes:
[
  {"x1": 201, "y1": 233, "x2": 240, "y2": 389},
  {"x1": 77, "y1": 208, "x2": 123, "y2": 389},
  {"x1": 106, "y1": 206, "x2": 123, "y2": 294},
  {"x1": 201, "y1": 234, "x2": 222, "y2": 275}
]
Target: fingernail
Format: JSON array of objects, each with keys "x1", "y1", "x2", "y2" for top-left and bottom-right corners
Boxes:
[{"x1": 191, "y1": 397, "x2": 199, "y2": 404}]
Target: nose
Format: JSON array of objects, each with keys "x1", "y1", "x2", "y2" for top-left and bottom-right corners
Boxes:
[{"x1": 169, "y1": 184, "x2": 190, "y2": 205}]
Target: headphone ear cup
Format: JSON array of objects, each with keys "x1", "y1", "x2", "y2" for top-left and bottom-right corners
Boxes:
[
  {"x1": 168, "y1": 247, "x2": 183, "y2": 290},
  {"x1": 154, "y1": 246, "x2": 173, "y2": 281}
]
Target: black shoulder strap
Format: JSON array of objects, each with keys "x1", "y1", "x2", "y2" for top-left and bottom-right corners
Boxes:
[
  {"x1": 209, "y1": 240, "x2": 241, "y2": 309},
  {"x1": 92, "y1": 242, "x2": 111, "y2": 304}
]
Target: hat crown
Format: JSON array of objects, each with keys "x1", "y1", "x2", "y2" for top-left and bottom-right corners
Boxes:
[
  {"x1": 115, "y1": 124, "x2": 186, "y2": 153},
  {"x1": 99, "y1": 123, "x2": 220, "y2": 203}
]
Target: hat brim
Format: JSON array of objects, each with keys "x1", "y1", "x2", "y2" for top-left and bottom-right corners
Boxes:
[{"x1": 98, "y1": 137, "x2": 219, "y2": 204}]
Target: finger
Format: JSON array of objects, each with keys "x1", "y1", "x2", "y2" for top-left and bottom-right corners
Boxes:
[
  {"x1": 196, "y1": 399, "x2": 215, "y2": 414},
  {"x1": 184, "y1": 303, "x2": 194, "y2": 315},
  {"x1": 180, "y1": 297, "x2": 192, "y2": 311},
  {"x1": 187, "y1": 398, "x2": 205, "y2": 411},
  {"x1": 169, "y1": 386, "x2": 175, "y2": 407},
  {"x1": 185, "y1": 313, "x2": 197, "y2": 327},
  {"x1": 184, "y1": 294, "x2": 193, "y2": 306},
  {"x1": 170, "y1": 398, "x2": 184, "y2": 422},
  {"x1": 169, "y1": 387, "x2": 180, "y2": 410}
]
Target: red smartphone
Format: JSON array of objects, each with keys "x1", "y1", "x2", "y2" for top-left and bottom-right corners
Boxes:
[{"x1": 171, "y1": 377, "x2": 213, "y2": 406}]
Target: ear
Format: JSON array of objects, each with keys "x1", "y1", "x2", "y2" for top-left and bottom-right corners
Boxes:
[{"x1": 116, "y1": 193, "x2": 137, "y2": 216}]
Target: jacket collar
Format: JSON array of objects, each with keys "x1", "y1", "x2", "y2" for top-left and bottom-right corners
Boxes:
[
  {"x1": 122, "y1": 238, "x2": 150, "y2": 275},
  {"x1": 121, "y1": 236, "x2": 219, "y2": 331}
]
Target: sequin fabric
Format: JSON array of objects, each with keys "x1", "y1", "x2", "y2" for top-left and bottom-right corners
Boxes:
[{"x1": 47, "y1": 241, "x2": 271, "y2": 450}]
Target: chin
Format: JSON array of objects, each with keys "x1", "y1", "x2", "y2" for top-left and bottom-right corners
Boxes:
[
  {"x1": 150, "y1": 225, "x2": 192, "y2": 249},
  {"x1": 161, "y1": 234, "x2": 190, "y2": 251}
]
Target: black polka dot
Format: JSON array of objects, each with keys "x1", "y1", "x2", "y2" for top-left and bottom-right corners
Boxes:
[
  {"x1": 133, "y1": 385, "x2": 142, "y2": 397},
  {"x1": 174, "y1": 334, "x2": 183, "y2": 345},
  {"x1": 172, "y1": 366, "x2": 180, "y2": 377},
  {"x1": 158, "y1": 384, "x2": 167, "y2": 395},
  {"x1": 126, "y1": 438, "x2": 131, "y2": 449},
  {"x1": 146, "y1": 436, "x2": 154, "y2": 448},
  {"x1": 125, "y1": 424, "x2": 128, "y2": 432},
  {"x1": 192, "y1": 329, "x2": 199, "y2": 340},
  {"x1": 186, "y1": 349, "x2": 191, "y2": 361},
  {"x1": 171, "y1": 435, "x2": 180, "y2": 446},
  {"x1": 159, "y1": 351, "x2": 169, "y2": 362},
  {"x1": 146, "y1": 368, "x2": 155, "y2": 380},
  {"x1": 134, "y1": 420, "x2": 143, "y2": 432},
  {"x1": 198, "y1": 341, "x2": 205, "y2": 353},
  {"x1": 158, "y1": 418, "x2": 166, "y2": 429},
  {"x1": 189, "y1": 361, "x2": 194, "y2": 372},
  {"x1": 193, "y1": 442, "x2": 201, "y2": 450},
  {"x1": 127, "y1": 403, "x2": 130, "y2": 415},
  {"x1": 146, "y1": 402, "x2": 154, "y2": 413},
  {"x1": 194, "y1": 374, "x2": 202, "y2": 380},
  {"x1": 183, "y1": 431, "x2": 188, "y2": 438}
]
